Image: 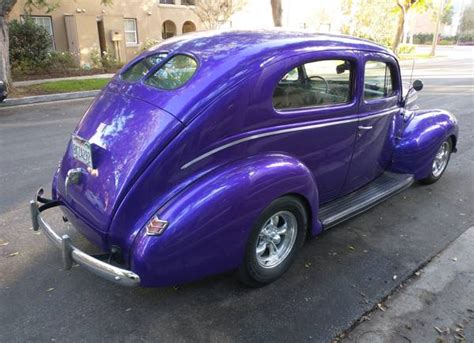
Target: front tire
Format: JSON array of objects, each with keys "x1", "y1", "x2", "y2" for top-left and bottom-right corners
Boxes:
[
  {"x1": 238, "y1": 196, "x2": 308, "y2": 287},
  {"x1": 419, "y1": 138, "x2": 452, "y2": 185}
]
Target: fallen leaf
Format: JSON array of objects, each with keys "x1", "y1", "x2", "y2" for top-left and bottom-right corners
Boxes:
[
  {"x1": 393, "y1": 275, "x2": 398, "y2": 280},
  {"x1": 0, "y1": 241, "x2": 9, "y2": 247},
  {"x1": 46, "y1": 288, "x2": 55, "y2": 292},
  {"x1": 434, "y1": 326, "x2": 443, "y2": 335},
  {"x1": 304, "y1": 262, "x2": 312, "y2": 268},
  {"x1": 377, "y1": 303, "x2": 386, "y2": 312},
  {"x1": 7, "y1": 252, "x2": 19, "y2": 257},
  {"x1": 348, "y1": 245, "x2": 355, "y2": 251},
  {"x1": 125, "y1": 308, "x2": 132, "y2": 312},
  {"x1": 452, "y1": 257, "x2": 458, "y2": 262},
  {"x1": 363, "y1": 250, "x2": 368, "y2": 253},
  {"x1": 415, "y1": 271, "x2": 421, "y2": 276}
]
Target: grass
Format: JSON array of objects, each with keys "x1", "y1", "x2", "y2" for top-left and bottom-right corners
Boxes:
[
  {"x1": 398, "y1": 53, "x2": 433, "y2": 60},
  {"x1": 14, "y1": 78, "x2": 112, "y2": 97}
]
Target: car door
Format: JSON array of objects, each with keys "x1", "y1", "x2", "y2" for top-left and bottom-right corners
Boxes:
[
  {"x1": 341, "y1": 52, "x2": 402, "y2": 194},
  {"x1": 269, "y1": 52, "x2": 360, "y2": 203}
]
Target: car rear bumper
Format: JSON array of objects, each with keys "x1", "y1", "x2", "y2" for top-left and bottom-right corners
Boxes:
[{"x1": 30, "y1": 188, "x2": 141, "y2": 287}]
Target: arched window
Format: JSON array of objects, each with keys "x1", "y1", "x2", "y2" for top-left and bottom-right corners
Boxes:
[
  {"x1": 182, "y1": 21, "x2": 196, "y2": 34},
  {"x1": 162, "y1": 20, "x2": 177, "y2": 39}
]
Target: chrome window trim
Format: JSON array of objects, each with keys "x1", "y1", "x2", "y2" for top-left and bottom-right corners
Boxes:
[{"x1": 181, "y1": 108, "x2": 398, "y2": 169}]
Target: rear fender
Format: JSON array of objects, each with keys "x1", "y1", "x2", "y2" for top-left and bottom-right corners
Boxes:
[
  {"x1": 390, "y1": 109, "x2": 458, "y2": 179},
  {"x1": 130, "y1": 153, "x2": 320, "y2": 287}
]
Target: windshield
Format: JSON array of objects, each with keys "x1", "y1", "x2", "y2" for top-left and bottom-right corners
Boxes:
[
  {"x1": 121, "y1": 53, "x2": 168, "y2": 82},
  {"x1": 145, "y1": 54, "x2": 198, "y2": 90}
]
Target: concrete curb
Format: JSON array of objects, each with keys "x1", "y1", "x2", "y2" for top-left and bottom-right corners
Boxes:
[{"x1": 0, "y1": 90, "x2": 99, "y2": 107}]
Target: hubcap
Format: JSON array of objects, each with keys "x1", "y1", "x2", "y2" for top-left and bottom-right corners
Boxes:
[
  {"x1": 255, "y1": 211, "x2": 297, "y2": 269},
  {"x1": 432, "y1": 141, "x2": 450, "y2": 178}
]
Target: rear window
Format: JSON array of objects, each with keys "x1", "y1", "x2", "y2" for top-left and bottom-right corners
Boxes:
[
  {"x1": 145, "y1": 54, "x2": 197, "y2": 90},
  {"x1": 121, "y1": 53, "x2": 168, "y2": 82}
]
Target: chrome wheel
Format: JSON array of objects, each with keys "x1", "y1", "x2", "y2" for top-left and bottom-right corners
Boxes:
[
  {"x1": 432, "y1": 141, "x2": 450, "y2": 178},
  {"x1": 255, "y1": 211, "x2": 297, "y2": 269}
]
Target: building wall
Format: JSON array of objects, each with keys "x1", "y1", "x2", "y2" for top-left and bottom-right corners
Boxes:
[{"x1": 10, "y1": 0, "x2": 202, "y2": 66}]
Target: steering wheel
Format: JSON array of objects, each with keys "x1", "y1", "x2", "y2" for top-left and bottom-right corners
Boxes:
[{"x1": 308, "y1": 75, "x2": 329, "y2": 93}]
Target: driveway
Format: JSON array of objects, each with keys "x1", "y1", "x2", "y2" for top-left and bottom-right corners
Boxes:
[{"x1": 1, "y1": 46, "x2": 473, "y2": 342}]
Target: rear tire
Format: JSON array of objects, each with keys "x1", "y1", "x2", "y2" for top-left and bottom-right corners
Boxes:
[
  {"x1": 238, "y1": 196, "x2": 308, "y2": 287},
  {"x1": 419, "y1": 138, "x2": 452, "y2": 185}
]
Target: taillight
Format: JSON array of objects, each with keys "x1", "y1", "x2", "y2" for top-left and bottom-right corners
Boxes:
[{"x1": 145, "y1": 215, "x2": 169, "y2": 236}]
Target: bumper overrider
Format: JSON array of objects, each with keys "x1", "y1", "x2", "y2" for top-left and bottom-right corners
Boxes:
[{"x1": 29, "y1": 188, "x2": 140, "y2": 287}]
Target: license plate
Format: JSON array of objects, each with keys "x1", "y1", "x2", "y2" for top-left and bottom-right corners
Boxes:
[{"x1": 72, "y1": 136, "x2": 93, "y2": 168}]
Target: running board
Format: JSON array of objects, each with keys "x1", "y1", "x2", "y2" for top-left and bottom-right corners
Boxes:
[{"x1": 319, "y1": 172, "x2": 414, "y2": 229}]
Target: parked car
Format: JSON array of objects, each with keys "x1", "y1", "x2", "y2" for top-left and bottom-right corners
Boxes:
[{"x1": 30, "y1": 31, "x2": 458, "y2": 287}]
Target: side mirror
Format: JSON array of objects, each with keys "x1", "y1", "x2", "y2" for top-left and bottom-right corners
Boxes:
[{"x1": 413, "y1": 79, "x2": 423, "y2": 92}]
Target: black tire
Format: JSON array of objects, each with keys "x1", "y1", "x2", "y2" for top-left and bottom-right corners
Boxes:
[
  {"x1": 419, "y1": 138, "x2": 453, "y2": 185},
  {"x1": 238, "y1": 195, "x2": 308, "y2": 287}
]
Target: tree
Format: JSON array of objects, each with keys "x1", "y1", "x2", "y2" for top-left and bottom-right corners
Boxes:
[
  {"x1": 270, "y1": 0, "x2": 282, "y2": 27},
  {"x1": 0, "y1": 0, "x2": 112, "y2": 89},
  {"x1": 458, "y1": 3, "x2": 474, "y2": 34},
  {"x1": 341, "y1": 0, "x2": 398, "y2": 47},
  {"x1": 191, "y1": 0, "x2": 245, "y2": 30},
  {"x1": 393, "y1": 0, "x2": 429, "y2": 53}
]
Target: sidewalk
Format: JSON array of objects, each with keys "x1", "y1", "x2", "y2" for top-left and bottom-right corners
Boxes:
[
  {"x1": 342, "y1": 226, "x2": 474, "y2": 343},
  {"x1": 12, "y1": 73, "x2": 114, "y2": 87}
]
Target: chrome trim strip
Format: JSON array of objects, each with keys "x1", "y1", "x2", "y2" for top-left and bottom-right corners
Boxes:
[{"x1": 181, "y1": 109, "x2": 398, "y2": 170}]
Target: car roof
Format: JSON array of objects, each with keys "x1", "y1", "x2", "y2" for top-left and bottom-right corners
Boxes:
[
  {"x1": 147, "y1": 29, "x2": 395, "y2": 62},
  {"x1": 130, "y1": 30, "x2": 396, "y2": 123}
]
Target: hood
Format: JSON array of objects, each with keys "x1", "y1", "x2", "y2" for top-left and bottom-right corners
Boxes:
[{"x1": 55, "y1": 89, "x2": 183, "y2": 233}]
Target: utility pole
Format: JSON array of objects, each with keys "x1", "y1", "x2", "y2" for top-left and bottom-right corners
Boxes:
[{"x1": 430, "y1": 0, "x2": 445, "y2": 56}]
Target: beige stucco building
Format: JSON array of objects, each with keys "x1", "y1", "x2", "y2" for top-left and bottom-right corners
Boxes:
[{"x1": 10, "y1": 0, "x2": 202, "y2": 66}]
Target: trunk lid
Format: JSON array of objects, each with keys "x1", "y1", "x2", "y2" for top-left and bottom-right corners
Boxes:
[{"x1": 55, "y1": 89, "x2": 183, "y2": 233}]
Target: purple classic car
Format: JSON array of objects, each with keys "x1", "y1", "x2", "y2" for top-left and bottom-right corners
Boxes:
[{"x1": 30, "y1": 30, "x2": 458, "y2": 287}]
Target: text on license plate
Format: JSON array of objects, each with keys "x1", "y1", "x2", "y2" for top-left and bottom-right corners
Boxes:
[{"x1": 72, "y1": 136, "x2": 93, "y2": 168}]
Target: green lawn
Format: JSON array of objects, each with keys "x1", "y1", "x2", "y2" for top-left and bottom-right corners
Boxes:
[
  {"x1": 17, "y1": 78, "x2": 112, "y2": 96},
  {"x1": 398, "y1": 53, "x2": 433, "y2": 60}
]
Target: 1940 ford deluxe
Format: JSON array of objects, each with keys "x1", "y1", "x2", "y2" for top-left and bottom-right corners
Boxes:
[{"x1": 30, "y1": 31, "x2": 458, "y2": 287}]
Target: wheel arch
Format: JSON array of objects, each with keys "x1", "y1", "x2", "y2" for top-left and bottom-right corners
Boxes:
[{"x1": 129, "y1": 153, "x2": 321, "y2": 286}]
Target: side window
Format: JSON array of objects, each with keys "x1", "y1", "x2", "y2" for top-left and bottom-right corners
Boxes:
[
  {"x1": 121, "y1": 53, "x2": 168, "y2": 82},
  {"x1": 145, "y1": 54, "x2": 197, "y2": 90},
  {"x1": 364, "y1": 61, "x2": 395, "y2": 100},
  {"x1": 273, "y1": 59, "x2": 352, "y2": 110}
]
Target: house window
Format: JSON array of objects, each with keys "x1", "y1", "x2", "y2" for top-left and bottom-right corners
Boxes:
[
  {"x1": 22, "y1": 16, "x2": 55, "y2": 50},
  {"x1": 160, "y1": 0, "x2": 176, "y2": 4},
  {"x1": 124, "y1": 18, "x2": 138, "y2": 46},
  {"x1": 182, "y1": 0, "x2": 196, "y2": 5},
  {"x1": 162, "y1": 20, "x2": 177, "y2": 39}
]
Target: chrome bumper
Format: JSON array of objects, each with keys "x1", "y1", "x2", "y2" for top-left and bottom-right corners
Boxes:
[{"x1": 30, "y1": 188, "x2": 140, "y2": 287}]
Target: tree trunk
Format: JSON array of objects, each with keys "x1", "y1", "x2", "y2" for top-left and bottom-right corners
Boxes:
[
  {"x1": 0, "y1": 15, "x2": 11, "y2": 89},
  {"x1": 393, "y1": 6, "x2": 405, "y2": 53},
  {"x1": 271, "y1": 0, "x2": 282, "y2": 27},
  {"x1": 430, "y1": 0, "x2": 444, "y2": 56}
]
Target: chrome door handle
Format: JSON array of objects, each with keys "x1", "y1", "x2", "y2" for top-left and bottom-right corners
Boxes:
[{"x1": 358, "y1": 125, "x2": 373, "y2": 130}]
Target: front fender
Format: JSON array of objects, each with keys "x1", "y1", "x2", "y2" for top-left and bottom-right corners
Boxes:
[
  {"x1": 130, "y1": 153, "x2": 320, "y2": 287},
  {"x1": 390, "y1": 109, "x2": 458, "y2": 179}
]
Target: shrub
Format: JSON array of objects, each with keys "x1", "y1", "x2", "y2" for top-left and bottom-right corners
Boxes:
[
  {"x1": 413, "y1": 33, "x2": 434, "y2": 45},
  {"x1": 398, "y1": 44, "x2": 416, "y2": 54},
  {"x1": 44, "y1": 51, "x2": 79, "y2": 72},
  {"x1": 140, "y1": 38, "x2": 160, "y2": 52},
  {"x1": 9, "y1": 19, "x2": 52, "y2": 71},
  {"x1": 90, "y1": 48, "x2": 119, "y2": 70}
]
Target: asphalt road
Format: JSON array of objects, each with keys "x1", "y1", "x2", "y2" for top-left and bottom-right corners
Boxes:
[{"x1": 1, "y1": 46, "x2": 473, "y2": 342}]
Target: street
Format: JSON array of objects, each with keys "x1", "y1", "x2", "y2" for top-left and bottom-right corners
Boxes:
[{"x1": 1, "y1": 46, "x2": 473, "y2": 342}]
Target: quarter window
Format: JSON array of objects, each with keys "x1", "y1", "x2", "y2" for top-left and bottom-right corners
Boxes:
[
  {"x1": 124, "y1": 18, "x2": 138, "y2": 46},
  {"x1": 121, "y1": 53, "x2": 168, "y2": 82},
  {"x1": 364, "y1": 61, "x2": 395, "y2": 100},
  {"x1": 145, "y1": 54, "x2": 197, "y2": 90},
  {"x1": 273, "y1": 59, "x2": 352, "y2": 110}
]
